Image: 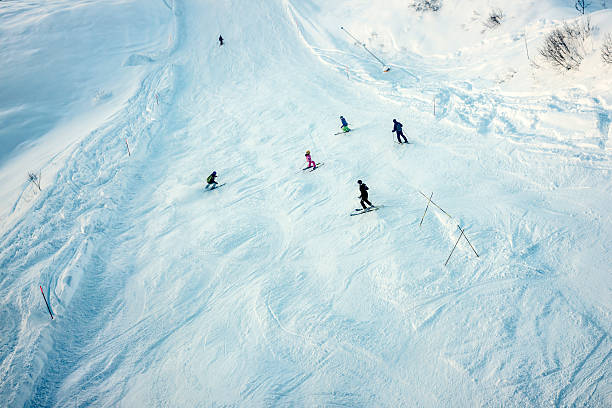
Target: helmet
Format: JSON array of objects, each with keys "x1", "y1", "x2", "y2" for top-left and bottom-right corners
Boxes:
[
  {"x1": 306, "y1": 150, "x2": 310, "y2": 155},
  {"x1": 212, "y1": 171, "x2": 216, "y2": 175},
  {"x1": 340, "y1": 115, "x2": 344, "y2": 118},
  {"x1": 357, "y1": 180, "x2": 362, "y2": 184},
  {"x1": 393, "y1": 119, "x2": 397, "y2": 122}
]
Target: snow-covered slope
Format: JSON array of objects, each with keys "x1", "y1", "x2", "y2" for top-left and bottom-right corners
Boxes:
[{"x1": 1, "y1": 0, "x2": 610, "y2": 406}]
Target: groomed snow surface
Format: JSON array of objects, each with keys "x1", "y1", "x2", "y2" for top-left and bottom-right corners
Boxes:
[{"x1": 1, "y1": 0, "x2": 611, "y2": 406}]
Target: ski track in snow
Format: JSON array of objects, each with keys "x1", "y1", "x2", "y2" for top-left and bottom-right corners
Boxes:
[{"x1": 1, "y1": 0, "x2": 611, "y2": 406}]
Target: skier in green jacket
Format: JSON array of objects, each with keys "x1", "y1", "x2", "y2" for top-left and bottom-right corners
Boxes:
[{"x1": 206, "y1": 171, "x2": 218, "y2": 189}]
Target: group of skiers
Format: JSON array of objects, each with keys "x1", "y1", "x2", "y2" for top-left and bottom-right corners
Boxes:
[
  {"x1": 208, "y1": 35, "x2": 406, "y2": 212},
  {"x1": 205, "y1": 115, "x2": 409, "y2": 211},
  {"x1": 300, "y1": 116, "x2": 408, "y2": 211},
  {"x1": 337, "y1": 115, "x2": 408, "y2": 144},
  {"x1": 205, "y1": 113, "x2": 408, "y2": 211}
]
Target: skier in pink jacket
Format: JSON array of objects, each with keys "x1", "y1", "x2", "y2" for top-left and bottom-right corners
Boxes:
[{"x1": 305, "y1": 150, "x2": 316, "y2": 169}]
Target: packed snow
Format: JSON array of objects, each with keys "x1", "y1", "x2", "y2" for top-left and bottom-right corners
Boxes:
[{"x1": 1, "y1": 0, "x2": 610, "y2": 406}]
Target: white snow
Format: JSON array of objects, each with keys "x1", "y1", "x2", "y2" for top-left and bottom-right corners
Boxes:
[{"x1": 1, "y1": 0, "x2": 611, "y2": 406}]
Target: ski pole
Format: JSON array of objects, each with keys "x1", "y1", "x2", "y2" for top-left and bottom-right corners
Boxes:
[{"x1": 40, "y1": 285, "x2": 54, "y2": 319}]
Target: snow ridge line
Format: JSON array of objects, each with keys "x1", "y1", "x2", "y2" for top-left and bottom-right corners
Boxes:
[{"x1": 284, "y1": 0, "x2": 369, "y2": 83}]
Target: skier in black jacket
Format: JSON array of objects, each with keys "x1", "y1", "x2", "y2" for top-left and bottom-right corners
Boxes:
[
  {"x1": 392, "y1": 119, "x2": 408, "y2": 143},
  {"x1": 357, "y1": 180, "x2": 374, "y2": 210},
  {"x1": 218, "y1": 35, "x2": 224, "y2": 46}
]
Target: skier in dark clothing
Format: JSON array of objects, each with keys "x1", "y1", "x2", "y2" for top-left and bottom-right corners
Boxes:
[
  {"x1": 340, "y1": 116, "x2": 350, "y2": 132},
  {"x1": 357, "y1": 180, "x2": 374, "y2": 210},
  {"x1": 392, "y1": 119, "x2": 408, "y2": 143},
  {"x1": 206, "y1": 171, "x2": 218, "y2": 189},
  {"x1": 218, "y1": 35, "x2": 224, "y2": 46}
]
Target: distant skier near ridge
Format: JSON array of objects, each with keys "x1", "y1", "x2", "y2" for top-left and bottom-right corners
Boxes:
[
  {"x1": 305, "y1": 150, "x2": 316, "y2": 169},
  {"x1": 206, "y1": 171, "x2": 219, "y2": 189},
  {"x1": 340, "y1": 115, "x2": 350, "y2": 133},
  {"x1": 357, "y1": 180, "x2": 374, "y2": 210},
  {"x1": 392, "y1": 119, "x2": 408, "y2": 144},
  {"x1": 218, "y1": 35, "x2": 224, "y2": 46}
]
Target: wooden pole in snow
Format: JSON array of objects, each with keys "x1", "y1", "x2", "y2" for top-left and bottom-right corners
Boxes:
[
  {"x1": 444, "y1": 229, "x2": 465, "y2": 266},
  {"x1": 40, "y1": 286, "x2": 54, "y2": 319},
  {"x1": 340, "y1": 26, "x2": 390, "y2": 72},
  {"x1": 125, "y1": 138, "x2": 131, "y2": 157},
  {"x1": 458, "y1": 225, "x2": 479, "y2": 257},
  {"x1": 420, "y1": 192, "x2": 433, "y2": 227},
  {"x1": 524, "y1": 30, "x2": 531, "y2": 62},
  {"x1": 418, "y1": 190, "x2": 452, "y2": 219}
]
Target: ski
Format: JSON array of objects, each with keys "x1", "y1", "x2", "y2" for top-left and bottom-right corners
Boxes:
[
  {"x1": 302, "y1": 162, "x2": 323, "y2": 171},
  {"x1": 204, "y1": 183, "x2": 226, "y2": 191},
  {"x1": 334, "y1": 128, "x2": 354, "y2": 135},
  {"x1": 350, "y1": 206, "x2": 380, "y2": 216}
]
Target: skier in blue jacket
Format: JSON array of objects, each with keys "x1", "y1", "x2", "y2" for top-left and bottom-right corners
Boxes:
[
  {"x1": 340, "y1": 116, "x2": 350, "y2": 133},
  {"x1": 392, "y1": 119, "x2": 408, "y2": 143}
]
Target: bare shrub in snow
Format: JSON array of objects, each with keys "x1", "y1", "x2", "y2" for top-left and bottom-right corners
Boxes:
[
  {"x1": 539, "y1": 18, "x2": 593, "y2": 70},
  {"x1": 602, "y1": 33, "x2": 612, "y2": 63},
  {"x1": 484, "y1": 8, "x2": 504, "y2": 29},
  {"x1": 412, "y1": 0, "x2": 441, "y2": 12},
  {"x1": 28, "y1": 171, "x2": 41, "y2": 191},
  {"x1": 575, "y1": 0, "x2": 591, "y2": 15}
]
